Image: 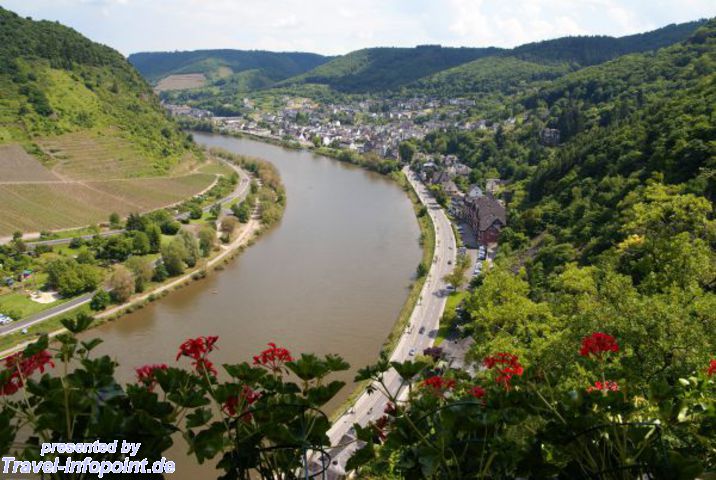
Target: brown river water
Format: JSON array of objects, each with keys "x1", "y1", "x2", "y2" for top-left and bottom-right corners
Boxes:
[{"x1": 85, "y1": 133, "x2": 422, "y2": 478}]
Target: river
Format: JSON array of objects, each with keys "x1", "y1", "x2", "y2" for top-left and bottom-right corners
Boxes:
[{"x1": 89, "y1": 133, "x2": 422, "y2": 478}]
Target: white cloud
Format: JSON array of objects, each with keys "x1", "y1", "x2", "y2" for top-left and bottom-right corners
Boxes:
[{"x1": 0, "y1": 0, "x2": 713, "y2": 55}]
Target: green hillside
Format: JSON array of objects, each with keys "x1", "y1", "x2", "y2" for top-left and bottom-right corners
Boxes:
[
  {"x1": 0, "y1": 7, "x2": 198, "y2": 172},
  {"x1": 410, "y1": 56, "x2": 572, "y2": 98},
  {"x1": 406, "y1": 19, "x2": 707, "y2": 99},
  {"x1": 127, "y1": 49, "x2": 331, "y2": 84},
  {"x1": 278, "y1": 45, "x2": 501, "y2": 92},
  {"x1": 0, "y1": 7, "x2": 216, "y2": 235}
]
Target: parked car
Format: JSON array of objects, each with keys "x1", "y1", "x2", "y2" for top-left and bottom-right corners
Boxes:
[
  {"x1": 409, "y1": 348, "x2": 416, "y2": 356},
  {"x1": 419, "y1": 326, "x2": 426, "y2": 334}
]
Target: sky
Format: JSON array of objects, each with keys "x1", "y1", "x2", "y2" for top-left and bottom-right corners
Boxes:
[{"x1": 1, "y1": 0, "x2": 714, "y2": 56}]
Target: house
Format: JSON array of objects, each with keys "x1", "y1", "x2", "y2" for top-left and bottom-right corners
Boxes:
[
  {"x1": 467, "y1": 184, "x2": 484, "y2": 199},
  {"x1": 485, "y1": 178, "x2": 504, "y2": 196},
  {"x1": 442, "y1": 180, "x2": 462, "y2": 199},
  {"x1": 462, "y1": 196, "x2": 506, "y2": 245}
]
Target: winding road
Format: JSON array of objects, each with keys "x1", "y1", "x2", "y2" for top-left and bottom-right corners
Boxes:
[{"x1": 319, "y1": 167, "x2": 457, "y2": 478}]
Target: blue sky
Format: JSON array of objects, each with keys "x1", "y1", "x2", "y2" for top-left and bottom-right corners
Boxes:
[{"x1": 1, "y1": 0, "x2": 714, "y2": 56}]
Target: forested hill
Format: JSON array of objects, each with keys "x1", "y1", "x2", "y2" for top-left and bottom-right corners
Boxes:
[
  {"x1": 277, "y1": 45, "x2": 502, "y2": 92},
  {"x1": 403, "y1": 19, "x2": 708, "y2": 99},
  {"x1": 128, "y1": 49, "x2": 331, "y2": 84},
  {"x1": 0, "y1": 7, "x2": 197, "y2": 173},
  {"x1": 277, "y1": 20, "x2": 706, "y2": 94},
  {"x1": 510, "y1": 19, "x2": 707, "y2": 65}
]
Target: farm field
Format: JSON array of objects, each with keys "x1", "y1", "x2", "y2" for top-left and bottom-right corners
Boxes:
[
  {"x1": 154, "y1": 73, "x2": 207, "y2": 92},
  {"x1": 0, "y1": 144, "x2": 59, "y2": 182},
  {"x1": 37, "y1": 131, "x2": 198, "y2": 180},
  {"x1": 0, "y1": 173, "x2": 215, "y2": 236}
]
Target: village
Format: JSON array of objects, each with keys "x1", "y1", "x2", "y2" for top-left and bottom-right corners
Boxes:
[
  {"x1": 164, "y1": 96, "x2": 509, "y2": 252},
  {"x1": 164, "y1": 96, "x2": 497, "y2": 158}
]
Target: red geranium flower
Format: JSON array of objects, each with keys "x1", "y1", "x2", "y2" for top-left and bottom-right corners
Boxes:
[
  {"x1": 587, "y1": 380, "x2": 619, "y2": 393},
  {"x1": 469, "y1": 385, "x2": 486, "y2": 399},
  {"x1": 422, "y1": 375, "x2": 456, "y2": 397},
  {"x1": 135, "y1": 363, "x2": 168, "y2": 391},
  {"x1": 176, "y1": 336, "x2": 219, "y2": 361},
  {"x1": 176, "y1": 336, "x2": 219, "y2": 377},
  {"x1": 707, "y1": 359, "x2": 716, "y2": 377},
  {"x1": 0, "y1": 350, "x2": 54, "y2": 396},
  {"x1": 223, "y1": 385, "x2": 261, "y2": 419},
  {"x1": 253, "y1": 342, "x2": 293, "y2": 374},
  {"x1": 579, "y1": 332, "x2": 619, "y2": 359},
  {"x1": 194, "y1": 358, "x2": 217, "y2": 377},
  {"x1": 483, "y1": 352, "x2": 524, "y2": 390}
]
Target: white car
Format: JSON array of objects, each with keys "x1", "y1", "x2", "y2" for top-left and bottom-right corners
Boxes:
[{"x1": 409, "y1": 348, "x2": 416, "y2": 356}]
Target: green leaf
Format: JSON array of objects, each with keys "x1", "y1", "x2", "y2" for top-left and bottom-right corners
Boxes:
[
  {"x1": 186, "y1": 408, "x2": 213, "y2": 428},
  {"x1": 390, "y1": 360, "x2": 428, "y2": 381},
  {"x1": 23, "y1": 335, "x2": 48, "y2": 357},
  {"x1": 60, "y1": 312, "x2": 94, "y2": 333},
  {"x1": 345, "y1": 443, "x2": 375, "y2": 472}
]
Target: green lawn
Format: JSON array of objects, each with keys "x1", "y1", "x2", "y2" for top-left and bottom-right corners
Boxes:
[{"x1": 0, "y1": 290, "x2": 70, "y2": 319}]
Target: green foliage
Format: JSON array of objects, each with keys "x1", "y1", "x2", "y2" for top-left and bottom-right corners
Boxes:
[
  {"x1": 352, "y1": 347, "x2": 716, "y2": 479},
  {"x1": 45, "y1": 257, "x2": 101, "y2": 297},
  {"x1": 0, "y1": 329, "x2": 350, "y2": 480},
  {"x1": 89, "y1": 289, "x2": 110, "y2": 311}
]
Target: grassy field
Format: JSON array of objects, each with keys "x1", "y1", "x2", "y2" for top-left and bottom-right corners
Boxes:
[
  {"x1": 0, "y1": 291, "x2": 70, "y2": 319},
  {"x1": 155, "y1": 73, "x2": 207, "y2": 92},
  {"x1": 197, "y1": 159, "x2": 235, "y2": 176}
]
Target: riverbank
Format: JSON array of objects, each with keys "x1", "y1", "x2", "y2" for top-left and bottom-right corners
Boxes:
[{"x1": 0, "y1": 155, "x2": 286, "y2": 358}]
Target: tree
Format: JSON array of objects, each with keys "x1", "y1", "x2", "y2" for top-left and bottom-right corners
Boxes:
[
  {"x1": 45, "y1": 258, "x2": 101, "y2": 297},
  {"x1": 108, "y1": 265, "x2": 134, "y2": 303},
  {"x1": 442, "y1": 253, "x2": 470, "y2": 288},
  {"x1": 90, "y1": 290, "x2": 110, "y2": 311},
  {"x1": 161, "y1": 239, "x2": 188, "y2": 276},
  {"x1": 145, "y1": 223, "x2": 162, "y2": 253},
  {"x1": 179, "y1": 230, "x2": 200, "y2": 268},
  {"x1": 399, "y1": 141, "x2": 417, "y2": 163},
  {"x1": 131, "y1": 231, "x2": 151, "y2": 255},
  {"x1": 417, "y1": 262, "x2": 428, "y2": 278},
  {"x1": 98, "y1": 236, "x2": 133, "y2": 262},
  {"x1": 152, "y1": 261, "x2": 168, "y2": 282},
  {"x1": 108, "y1": 212, "x2": 121, "y2": 228},
  {"x1": 210, "y1": 203, "x2": 222, "y2": 219},
  {"x1": 126, "y1": 256, "x2": 154, "y2": 293},
  {"x1": 220, "y1": 217, "x2": 238, "y2": 241},
  {"x1": 198, "y1": 227, "x2": 217, "y2": 257},
  {"x1": 125, "y1": 213, "x2": 146, "y2": 231},
  {"x1": 232, "y1": 200, "x2": 251, "y2": 223},
  {"x1": 189, "y1": 205, "x2": 203, "y2": 220}
]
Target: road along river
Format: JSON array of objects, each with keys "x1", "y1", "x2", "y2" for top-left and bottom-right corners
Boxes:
[{"x1": 86, "y1": 134, "x2": 423, "y2": 478}]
